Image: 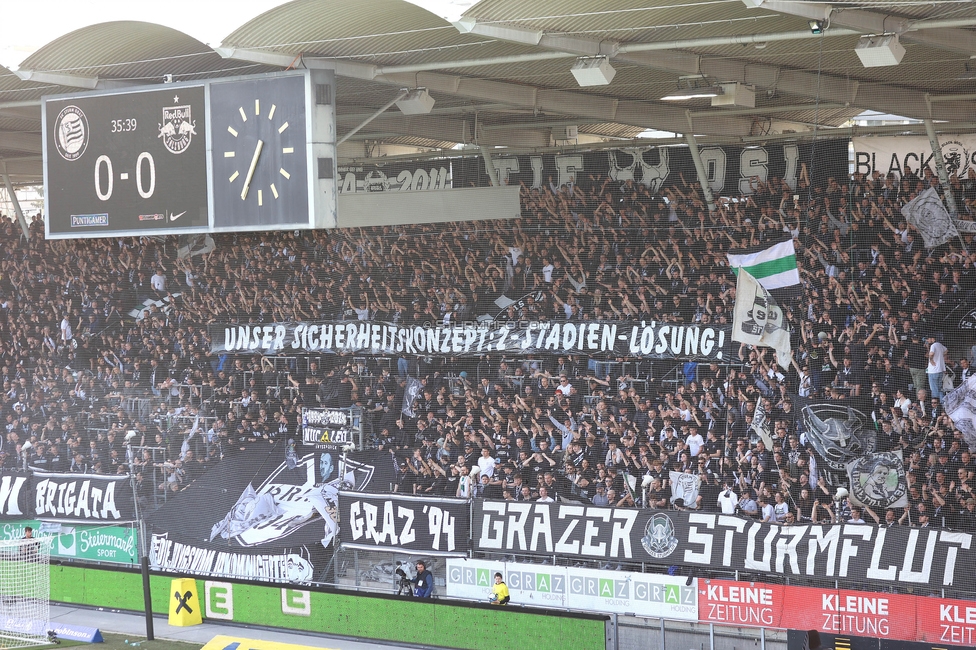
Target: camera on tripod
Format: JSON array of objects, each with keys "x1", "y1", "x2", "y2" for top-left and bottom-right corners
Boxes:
[{"x1": 394, "y1": 561, "x2": 413, "y2": 596}]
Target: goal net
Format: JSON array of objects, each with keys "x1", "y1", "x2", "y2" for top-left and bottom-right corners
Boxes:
[{"x1": 0, "y1": 538, "x2": 52, "y2": 648}]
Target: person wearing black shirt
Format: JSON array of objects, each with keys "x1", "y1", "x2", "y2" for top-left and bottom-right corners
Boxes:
[{"x1": 493, "y1": 433, "x2": 513, "y2": 466}]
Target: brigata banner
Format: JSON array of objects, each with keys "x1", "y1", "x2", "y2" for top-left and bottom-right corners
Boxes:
[
  {"x1": 472, "y1": 503, "x2": 976, "y2": 592},
  {"x1": 30, "y1": 471, "x2": 135, "y2": 522},
  {"x1": 445, "y1": 558, "x2": 697, "y2": 620},
  {"x1": 210, "y1": 320, "x2": 731, "y2": 361},
  {"x1": 338, "y1": 492, "x2": 469, "y2": 556}
]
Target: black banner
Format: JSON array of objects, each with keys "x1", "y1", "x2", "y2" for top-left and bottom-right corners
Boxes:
[
  {"x1": 339, "y1": 492, "x2": 470, "y2": 556},
  {"x1": 472, "y1": 502, "x2": 976, "y2": 592},
  {"x1": 31, "y1": 471, "x2": 135, "y2": 522},
  {"x1": 210, "y1": 320, "x2": 732, "y2": 361},
  {"x1": 337, "y1": 141, "x2": 849, "y2": 197},
  {"x1": 146, "y1": 443, "x2": 389, "y2": 585},
  {"x1": 0, "y1": 472, "x2": 30, "y2": 519},
  {"x1": 347, "y1": 450, "x2": 401, "y2": 495},
  {"x1": 149, "y1": 532, "x2": 318, "y2": 582},
  {"x1": 338, "y1": 159, "x2": 457, "y2": 193}
]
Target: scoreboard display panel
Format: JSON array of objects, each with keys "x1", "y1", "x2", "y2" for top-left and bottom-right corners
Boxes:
[
  {"x1": 44, "y1": 85, "x2": 209, "y2": 237},
  {"x1": 42, "y1": 70, "x2": 337, "y2": 239}
]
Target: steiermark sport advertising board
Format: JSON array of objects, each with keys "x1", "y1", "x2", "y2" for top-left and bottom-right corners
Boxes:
[{"x1": 0, "y1": 520, "x2": 136, "y2": 565}]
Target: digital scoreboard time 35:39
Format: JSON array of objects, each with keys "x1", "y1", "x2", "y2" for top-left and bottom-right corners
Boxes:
[{"x1": 42, "y1": 70, "x2": 337, "y2": 239}]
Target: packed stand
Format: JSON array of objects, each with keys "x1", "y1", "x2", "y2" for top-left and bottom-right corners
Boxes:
[{"x1": 1, "y1": 156, "x2": 976, "y2": 531}]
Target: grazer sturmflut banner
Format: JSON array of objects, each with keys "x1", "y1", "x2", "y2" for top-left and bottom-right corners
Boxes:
[
  {"x1": 338, "y1": 492, "x2": 470, "y2": 556},
  {"x1": 30, "y1": 471, "x2": 135, "y2": 522},
  {"x1": 472, "y1": 502, "x2": 976, "y2": 592},
  {"x1": 210, "y1": 320, "x2": 732, "y2": 361}
]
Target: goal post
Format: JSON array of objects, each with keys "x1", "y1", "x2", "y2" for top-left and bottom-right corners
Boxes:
[{"x1": 0, "y1": 537, "x2": 52, "y2": 648}]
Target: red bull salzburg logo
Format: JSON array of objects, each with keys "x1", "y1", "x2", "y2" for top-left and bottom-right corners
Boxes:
[{"x1": 158, "y1": 98, "x2": 196, "y2": 155}]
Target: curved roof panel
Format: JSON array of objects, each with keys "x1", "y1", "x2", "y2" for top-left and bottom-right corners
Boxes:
[
  {"x1": 1, "y1": 0, "x2": 976, "y2": 186},
  {"x1": 19, "y1": 21, "x2": 260, "y2": 82},
  {"x1": 224, "y1": 0, "x2": 479, "y2": 57}
]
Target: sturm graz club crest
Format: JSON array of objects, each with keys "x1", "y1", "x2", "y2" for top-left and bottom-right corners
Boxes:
[
  {"x1": 847, "y1": 452, "x2": 908, "y2": 510},
  {"x1": 641, "y1": 513, "x2": 678, "y2": 559},
  {"x1": 158, "y1": 98, "x2": 196, "y2": 154},
  {"x1": 53, "y1": 105, "x2": 89, "y2": 161},
  {"x1": 941, "y1": 140, "x2": 971, "y2": 177}
]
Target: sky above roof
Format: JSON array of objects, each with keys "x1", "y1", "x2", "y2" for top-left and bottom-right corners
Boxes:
[{"x1": 0, "y1": 0, "x2": 478, "y2": 69}]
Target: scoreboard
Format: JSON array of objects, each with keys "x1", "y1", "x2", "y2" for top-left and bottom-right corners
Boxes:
[
  {"x1": 45, "y1": 85, "x2": 209, "y2": 235},
  {"x1": 42, "y1": 70, "x2": 337, "y2": 239}
]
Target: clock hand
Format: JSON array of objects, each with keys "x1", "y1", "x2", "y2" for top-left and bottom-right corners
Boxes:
[{"x1": 240, "y1": 139, "x2": 264, "y2": 200}]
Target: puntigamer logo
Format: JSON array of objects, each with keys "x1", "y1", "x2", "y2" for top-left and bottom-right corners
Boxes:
[{"x1": 70, "y1": 214, "x2": 109, "y2": 227}]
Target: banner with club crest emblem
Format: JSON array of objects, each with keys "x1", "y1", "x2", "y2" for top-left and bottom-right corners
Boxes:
[
  {"x1": 641, "y1": 512, "x2": 679, "y2": 560},
  {"x1": 471, "y1": 501, "x2": 976, "y2": 591},
  {"x1": 668, "y1": 472, "x2": 702, "y2": 509},
  {"x1": 845, "y1": 451, "x2": 909, "y2": 511}
]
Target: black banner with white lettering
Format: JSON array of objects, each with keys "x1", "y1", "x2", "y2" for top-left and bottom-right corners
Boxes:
[
  {"x1": 30, "y1": 472, "x2": 135, "y2": 522},
  {"x1": 338, "y1": 492, "x2": 470, "y2": 556},
  {"x1": 468, "y1": 141, "x2": 848, "y2": 196},
  {"x1": 472, "y1": 502, "x2": 976, "y2": 592},
  {"x1": 209, "y1": 320, "x2": 732, "y2": 361},
  {"x1": 0, "y1": 473, "x2": 30, "y2": 520},
  {"x1": 149, "y1": 532, "x2": 319, "y2": 583},
  {"x1": 337, "y1": 141, "x2": 849, "y2": 197}
]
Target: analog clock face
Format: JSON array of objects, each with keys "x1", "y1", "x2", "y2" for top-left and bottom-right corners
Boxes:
[{"x1": 210, "y1": 74, "x2": 309, "y2": 229}]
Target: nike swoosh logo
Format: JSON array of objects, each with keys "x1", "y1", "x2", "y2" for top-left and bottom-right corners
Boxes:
[{"x1": 169, "y1": 211, "x2": 187, "y2": 222}]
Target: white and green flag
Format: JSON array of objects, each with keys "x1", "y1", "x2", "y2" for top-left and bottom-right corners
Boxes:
[
  {"x1": 727, "y1": 236, "x2": 800, "y2": 300},
  {"x1": 732, "y1": 267, "x2": 792, "y2": 367}
]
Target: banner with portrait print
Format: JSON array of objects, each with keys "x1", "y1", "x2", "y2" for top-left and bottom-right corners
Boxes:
[{"x1": 845, "y1": 451, "x2": 909, "y2": 511}]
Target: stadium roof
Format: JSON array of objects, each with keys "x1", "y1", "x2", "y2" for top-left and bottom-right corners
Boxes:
[{"x1": 3, "y1": 0, "x2": 976, "y2": 184}]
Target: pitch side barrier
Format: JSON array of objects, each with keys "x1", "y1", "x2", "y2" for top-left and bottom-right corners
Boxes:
[
  {"x1": 48, "y1": 562, "x2": 610, "y2": 650},
  {"x1": 48, "y1": 558, "x2": 976, "y2": 647}
]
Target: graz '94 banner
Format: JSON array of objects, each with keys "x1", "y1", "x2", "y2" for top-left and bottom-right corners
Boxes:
[
  {"x1": 472, "y1": 501, "x2": 976, "y2": 592},
  {"x1": 338, "y1": 492, "x2": 470, "y2": 556},
  {"x1": 210, "y1": 320, "x2": 731, "y2": 361}
]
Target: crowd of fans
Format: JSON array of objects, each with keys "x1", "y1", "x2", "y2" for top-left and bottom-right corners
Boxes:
[{"x1": 3, "y1": 152, "x2": 976, "y2": 532}]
